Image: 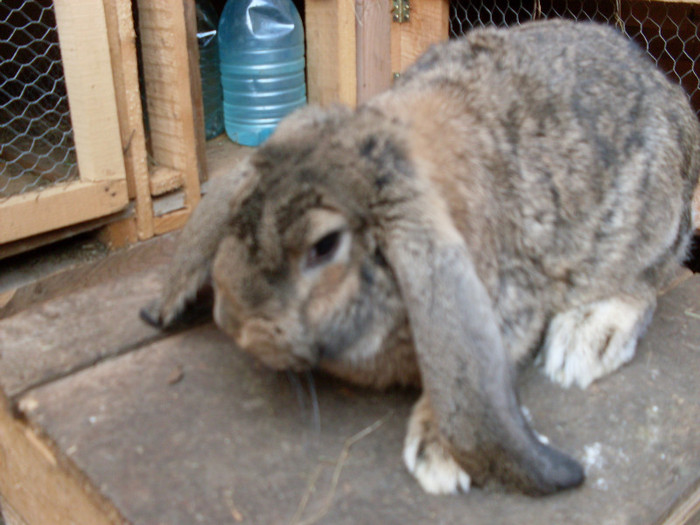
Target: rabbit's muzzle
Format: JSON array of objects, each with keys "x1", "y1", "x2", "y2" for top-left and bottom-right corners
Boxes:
[
  {"x1": 236, "y1": 318, "x2": 311, "y2": 371},
  {"x1": 213, "y1": 282, "x2": 313, "y2": 372}
]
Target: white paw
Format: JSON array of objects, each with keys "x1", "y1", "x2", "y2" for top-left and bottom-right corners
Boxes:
[
  {"x1": 542, "y1": 297, "x2": 653, "y2": 388},
  {"x1": 403, "y1": 434, "x2": 471, "y2": 495}
]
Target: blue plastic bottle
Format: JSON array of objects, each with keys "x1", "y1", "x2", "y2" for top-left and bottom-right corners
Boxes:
[
  {"x1": 218, "y1": 0, "x2": 307, "y2": 146},
  {"x1": 197, "y1": 0, "x2": 224, "y2": 139}
]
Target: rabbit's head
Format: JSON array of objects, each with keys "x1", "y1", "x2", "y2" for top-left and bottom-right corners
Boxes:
[
  {"x1": 209, "y1": 106, "x2": 408, "y2": 374},
  {"x1": 143, "y1": 103, "x2": 583, "y2": 495}
]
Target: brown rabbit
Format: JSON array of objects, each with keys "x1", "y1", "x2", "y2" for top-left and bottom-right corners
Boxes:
[{"x1": 142, "y1": 20, "x2": 699, "y2": 495}]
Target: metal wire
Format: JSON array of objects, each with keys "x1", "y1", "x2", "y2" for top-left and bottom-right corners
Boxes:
[
  {"x1": 449, "y1": 0, "x2": 700, "y2": 116},
  {"x1": 1, "y1": 0, "x2": 78, "y2": 199},
  {"x1": 2, "y1": 1, "x2": 698, "y2": 200}
]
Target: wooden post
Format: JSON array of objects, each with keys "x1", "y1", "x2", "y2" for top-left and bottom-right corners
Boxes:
[
  {"x1": 391, "y1": 0, "x2": 449, "y2": 74},
  {"x1": 356, "y1": 0, "x2": 393, "y2": 104},
  {"x1": 305, "y1": 0, "x2": 358, "y2": 106},
  {"x1": 102, "y1": 0, "x2": 154, "y2": 241},
  {"x1": 136, "y1": 0, "x2": 206, "y2": 210}
]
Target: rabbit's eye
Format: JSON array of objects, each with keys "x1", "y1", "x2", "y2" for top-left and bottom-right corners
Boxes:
[{"x1": 306, "y1": 230, "x2": 342, "y2": 268}]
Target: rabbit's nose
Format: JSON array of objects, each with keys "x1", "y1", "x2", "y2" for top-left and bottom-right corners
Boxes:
[
  {"x1": 238, "y1": 320, "x2": 299, "y2": 370},
  {"x1": 237, "y1": 321, "x2": 265, "y2": 350}
]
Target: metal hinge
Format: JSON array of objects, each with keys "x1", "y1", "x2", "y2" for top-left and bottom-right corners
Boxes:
[{"x1": 392, "y1": 0, "x2": 410, "y2": 23}]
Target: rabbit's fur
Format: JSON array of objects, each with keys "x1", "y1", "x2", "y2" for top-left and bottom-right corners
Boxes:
[{"x1": 142, "y1": 20, "x2": 699, "y2": 495}]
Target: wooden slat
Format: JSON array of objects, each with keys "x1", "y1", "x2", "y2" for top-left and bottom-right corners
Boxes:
[
  {"x1": 52, "y1": 0, "x2": 126, "y2": 183},
  {"x1": 356, "y1": 0, "x2": 393, "y2": 103},
  {"x1": 153, "y1": 208, "x2": 191, "y2": 235},
  {"x1": 97, "y1": 215, "x2": 139, "y2": 250},
  {"x1": 0, "y1": 181, "x2": 129, "y2": 245},
  {"x1": 102, "y1": 0, "x2": 154, "y2": 240},
  {"x1": 148, "y1": 166, "x2": 183, "y2": 197},
  {"x1": 391, "y1": 0, "x2": 449, "y2": 74},
  {"x1": 645, "y1": 0, "x2": 700, "y2": 3},
  {"x1": 306, "y1": 0, "x2": 358, "y2": 106},
  {"x1": 0, "y1": 208, "x2": 131, "y2": 261},
  {"x1": 183, "y1": 0, "x2": 208, "y2": 192},
  {"x1": 659, "y1": 478, "x2": 700, "y2": 525},
  {"x1": 136, "y1": 0, "x2": 203, "y2": 209},
  {"x1": 0, "y1": 494, "x2": 31, "y2": 525}
]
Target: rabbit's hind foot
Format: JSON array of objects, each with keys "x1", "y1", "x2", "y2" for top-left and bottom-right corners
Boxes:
[
  {"x1": 403, "y1": 395, "x2": 471, "y2": 495},
  {"x1": 540, "y1": 295, "x2": 655, "y2": 389}
]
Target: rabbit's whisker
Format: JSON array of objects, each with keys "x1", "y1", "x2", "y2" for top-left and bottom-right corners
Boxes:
[
  {"x1": 304, "y1": 370, "x2": 322, "y2": 434},
  {"x1": 286, "y1": 370, "x2": 322, "y2": 433}
]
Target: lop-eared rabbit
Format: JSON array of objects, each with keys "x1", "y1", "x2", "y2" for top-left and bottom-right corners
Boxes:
[{"x1": 142, "y1": 20, "x2": 699, "y2": 495}]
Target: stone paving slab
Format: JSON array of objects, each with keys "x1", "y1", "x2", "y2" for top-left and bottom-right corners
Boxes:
[{"x1": 1, "y1": 266, "x2": 697, "y2": 524}]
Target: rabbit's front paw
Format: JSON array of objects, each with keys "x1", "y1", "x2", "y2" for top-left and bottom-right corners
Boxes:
[
  {"x1": 403, "y1": 396, "x2": 471, "y2": 495},
  {"x1": 541, "y1": 295, "x2": 654, "y2": 388}
]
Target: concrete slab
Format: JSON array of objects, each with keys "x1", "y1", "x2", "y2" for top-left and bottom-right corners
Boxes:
[{"x1": 1, "y1": 261, "x2": 698, "y2": 524}]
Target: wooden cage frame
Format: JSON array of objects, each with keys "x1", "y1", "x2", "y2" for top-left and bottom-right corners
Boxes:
[{"x1": 0, "y1": 0, "x2": 697, "y2": 259}]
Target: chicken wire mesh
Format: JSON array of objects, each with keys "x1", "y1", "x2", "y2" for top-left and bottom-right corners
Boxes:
[
  {"x1": 450, "y1": 0, "x2": 700, "y2": 116},
  {"x1": 0, "y1": 0, "x2": 78, "y2": 199}
]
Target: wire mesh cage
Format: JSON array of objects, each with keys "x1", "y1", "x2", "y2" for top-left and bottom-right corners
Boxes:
[
  {"x1": 449, "y1": 0, "x2": 700, "y2": 116},
  {"x1": 0, "y1": 0, "x2": 78, "y2": 199}
]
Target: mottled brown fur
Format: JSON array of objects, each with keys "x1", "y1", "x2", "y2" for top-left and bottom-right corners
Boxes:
[{"x1": 142, "y1": 21, "x2": 699, "y2": 495}]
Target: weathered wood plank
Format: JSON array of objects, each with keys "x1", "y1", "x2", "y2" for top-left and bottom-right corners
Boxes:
[
  {"x1": 0, "y1": 392, "x2": 124, "y2": 525},
  {"x1": 0, "y1": 266, "x2": 166, "y2": 398},
  {"x1": 0, "y1": 233, "x2": 177, "y2": 320},
  {"x1": 7, "y1": 274, "x2": 700, "y2": 524},
  {"x1": 0, "y1": 181, "x2": 129, "y2": 245}
]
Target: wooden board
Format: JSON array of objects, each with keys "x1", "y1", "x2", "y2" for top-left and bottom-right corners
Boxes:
[
  {"x1": 136, "y1": 0, "x2": 204, "y2": 208},
  {"x1": 183, "y1": 0, "x2": 209, "y2": 194},
  {"x1": 148, "y1": 166, "x2": 183, "y2": 197},
  {"x1": 0, "y1": 181, "x2": 129, "y2": 245},
  {"x1": 153, "y1": 208, "x2": 191, "y2": 235},
  {"x1": 103, "y1": 0, "x2": 154, "y2": 240},
  {"x1": 52, "y1": 0, "x2": 126, "y2": 184},
  {"x1": 646, "y1": 0, "x2": 700, "y2": 4},
  {"x1": 0, "y1": 233, "x2": 177, "y2": 320},
  {"x1": 0, "y1": 207, "x2": 131, "y2": 261},
  {"x1": 356, "y1": 0, "x2": 393, "y2": 103},
  {"x1": 305, "y1": 0, "x2": 358, "y2": 106},
  {"x1": 0, "y1": 244, "x2": 699, "y2": 524},
  {"x1": 391, "y1": 0, "x2": 449, "y2": 74},
  {"x1": 0, "y1": 392, "x2": 123, "y2": 525}
]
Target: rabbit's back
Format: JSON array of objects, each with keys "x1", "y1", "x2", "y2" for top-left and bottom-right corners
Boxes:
[
  {"x1": 392, "y1": 21, "x2": 699, "y2": 293},
  {"x1": 368, "y1": 20, "x2": 700, "y2": 361}
]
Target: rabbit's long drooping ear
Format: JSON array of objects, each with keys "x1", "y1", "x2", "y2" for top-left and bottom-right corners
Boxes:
[
  {"x1": 141, "y1": 161, "x2": 258, "y2": 328},
  {"x1": 377, "y1": 189, "x2": 584, "y2": 494}
]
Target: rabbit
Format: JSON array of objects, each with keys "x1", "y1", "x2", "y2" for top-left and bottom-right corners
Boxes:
[{"x1": 141, "y1": 19, "x2": 700, "y2": 496}]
